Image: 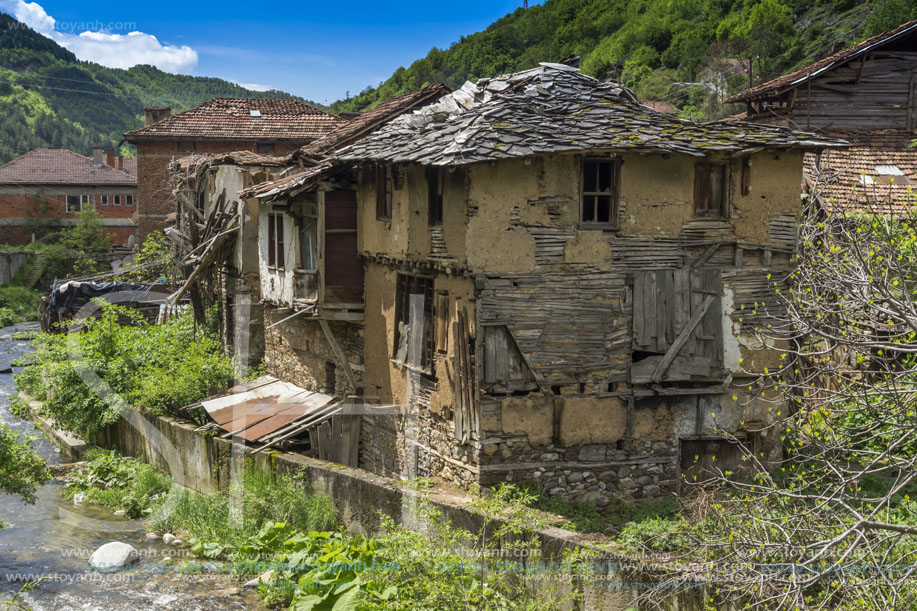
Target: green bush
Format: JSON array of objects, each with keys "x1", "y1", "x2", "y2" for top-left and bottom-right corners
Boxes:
[
  {"x1": 65, "y1": 449, "x2": 170, "y2": 518},
  {"x1": 14, "y1": 302, "x2": 236, "y2": 440},
  {"x1": 0, "y1": 285, "x2": 42, "y2": 324},
  {"x1": 0, "y1": 421, "x2": 50, "y2": 507}
]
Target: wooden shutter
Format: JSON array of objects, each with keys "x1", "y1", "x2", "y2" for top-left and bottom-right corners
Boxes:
[
  {"x1": 267, "y1": 213, "x2": 276, "y2": 267},
  {"x1": 631, "y1": 268, "x2": 723, "y2": 383},
  {"x1": 482, "y1": 325, "x2": 538, "y2": 392},
  {"x1": 276, "y1": 214, "x2": 285, "y2": 269}
]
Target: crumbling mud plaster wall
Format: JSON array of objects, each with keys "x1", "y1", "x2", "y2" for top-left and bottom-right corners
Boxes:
[
  {"x1": 354, "y1": 149, "x2": 804, "y2": 502},
  {"x1": 359, "y1": 261, "x2": 478, "y2": 486}
]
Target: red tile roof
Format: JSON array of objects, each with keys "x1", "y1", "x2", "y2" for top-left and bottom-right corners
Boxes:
[
  {"x1": 805, "y1": 138, "x2": 917, "y2": 215},
  {"x1": 124, "y1": 98, "x2": 344, "y2": 142},
  {"x1": 0, "y1": 149, "x2": 137, "y2": 186},
  {"x1": 727, "y1": 20, "x2": 917, "y2": 103}
]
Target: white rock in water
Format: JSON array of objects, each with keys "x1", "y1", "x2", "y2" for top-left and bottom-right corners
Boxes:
[
  {"x1": 72, "y1": 492, "x2": 86, "y2": 505},
  {"x1": 162, "y1": 533, "x2": 176, "y2": 545},
  {"x1": 113, "y1": 509, "x2": 126, "y2": 517},
  {"x1": 89, "y1": 542, "x2": 139, "y2": 572},
  {"x1": 242, "y1": 569, "x2": 274, "y2": 589},
  {"x1": 171, "y1": 538, "x2": 183, "y2": 546},
  {"x1": 146, "y1": 532, "x2": 159, "y2": 540}
]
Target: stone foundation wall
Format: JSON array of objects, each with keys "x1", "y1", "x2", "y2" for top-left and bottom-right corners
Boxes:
[{"x1": 263, "y1": 305, "x2": 363, "y2": 395}]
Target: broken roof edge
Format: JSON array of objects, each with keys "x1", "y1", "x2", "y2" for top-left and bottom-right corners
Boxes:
[{"x1": 725, "y1": 19, "x2": 917, "y2": 103}]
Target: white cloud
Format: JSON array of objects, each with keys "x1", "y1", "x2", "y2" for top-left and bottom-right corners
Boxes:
[
  {"x1": 0, "y1": 0, "x2": 198, "y2": 74},
  {"x1": 231, "y1": 80, "x2": 273, "y2": 92}
]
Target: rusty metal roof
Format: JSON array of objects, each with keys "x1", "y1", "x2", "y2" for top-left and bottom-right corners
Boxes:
[{"x1": 195, "y1": 376, "x2": 340, "y2": 447}]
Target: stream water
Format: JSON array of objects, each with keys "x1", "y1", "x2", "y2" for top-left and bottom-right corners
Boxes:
[{"x1": 0, "y1": 323, "x2": 263, "y2": 610}]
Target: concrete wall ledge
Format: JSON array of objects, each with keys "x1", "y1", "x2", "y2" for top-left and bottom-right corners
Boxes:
[{"x1": 20, "y1": 395, "x2": 704, "y2": 610}]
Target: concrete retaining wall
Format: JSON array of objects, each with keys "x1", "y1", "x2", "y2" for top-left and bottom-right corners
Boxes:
[
  {"x1": 21, "y1": 403, "x2": 704, "y2": 610},
  {"x1": 0, "y1": 251, "x2": 32, "y2": 285}
]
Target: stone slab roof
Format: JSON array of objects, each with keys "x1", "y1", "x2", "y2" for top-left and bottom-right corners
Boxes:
[
  {"x1": 0, "y1": 148, "x2": 137, "y2": 186},
  {"x1": 124, "y1": 98, "x2": 344, "y2": 142},
  {"x1": 727, "y1": 20, "x2": 917, "y2": 103},
  {"x1": 299, "y1": 83, "x2": 450, "y2": 158},
  {"x1": 336, "y1": 64, "x2": 845, "y2": 166}
]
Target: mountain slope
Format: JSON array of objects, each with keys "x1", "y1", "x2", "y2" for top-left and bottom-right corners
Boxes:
[
  {"x1": 329, "y1": 0, "x2": 917, "y2": 120},
  {"x1": 0, "y1": 12, "x2": 305, "y2": 164}
]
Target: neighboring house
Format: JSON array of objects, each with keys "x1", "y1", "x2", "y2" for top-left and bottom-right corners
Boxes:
[
  {"x1": 726, "y1": 20, "x2": 917, "y2": 213},
  {"x1": 124, "y1": 98, "x2": 345, "y2": 241},
  {"x1": 227, "y1": 64, "x2": 842, "y2": 503},
  {"x1": 0, "y1": 147, "x2": 138, "y2": 246}
]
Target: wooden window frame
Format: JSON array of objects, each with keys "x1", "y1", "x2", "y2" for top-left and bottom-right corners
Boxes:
[
  {"x1": 694, "y1": 162, "x2": 730, "y2": 218},
  {"x1": 426, "y1": 166, "x2": 443, "y2": 227},
  {"x1": 393, "y1": 273, "x2": 435, "y2": 371},
  {"x1": 580, "y1": 158, "x2": 620, "y2": 228},
  {"x1": 267, "y1": 212, "x2": 286, "y2": 270},
  {"x1": 298, "y1": 215, "x2": 317, "y2": 271},
  {"x1": 375, "y1": 164, "x2": 392, "y2": 221},
  {"x1": 66, "y1": 195, "x2": 82, "y2": 213}
]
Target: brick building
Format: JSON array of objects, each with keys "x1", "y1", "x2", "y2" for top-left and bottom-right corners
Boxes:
[
  {"x1": 124, "y1": 99, "x2": 344, "y2": 240},
  {"x1": 0, "y1": 147, "x2": 137, "y2": 246}
]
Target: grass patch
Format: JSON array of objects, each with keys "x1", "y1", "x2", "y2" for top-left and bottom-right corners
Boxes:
[
  {"x1": 514, "y1": 479, "x2": 679, "y2": 535},
  {"x1": 148, "y1": 467, "x2": 338, "y2": 546}
]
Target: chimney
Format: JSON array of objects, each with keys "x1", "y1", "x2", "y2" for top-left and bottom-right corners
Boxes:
[
  {"x1": 118, "y1": 156, "x2": 124, "y2": 170},
  {"x1": 92, "y1": 145, "x2": 104, "y2": 167},
  {"x1": 144, "y1": 106, "x2": 171, "y2": 126},
  {"x1": 106, "y1": 149, "x2": 115, "y2": 167}
]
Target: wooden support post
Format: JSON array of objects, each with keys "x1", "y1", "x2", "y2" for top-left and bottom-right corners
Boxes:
[{"x1": 319, "y1": 318, "x2": 361, "y2": 394}]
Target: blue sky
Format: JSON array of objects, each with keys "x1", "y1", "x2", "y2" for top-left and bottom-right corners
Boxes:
[{"x1": 1, "y1": 0, "x2": 542, "y2": 104}]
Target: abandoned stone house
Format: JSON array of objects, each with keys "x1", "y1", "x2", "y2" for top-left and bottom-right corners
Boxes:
[
  {"x1": 727, "y1": 19, "x2": 917, "y2": 213},
  {"x1": 125, "y1": 98, "x2": 344, "y2": 241},
  {"x1": 175, "y1": 65, "x2": 843, "y2": 503}
]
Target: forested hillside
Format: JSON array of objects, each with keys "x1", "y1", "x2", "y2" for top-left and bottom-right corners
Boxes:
[
  {"x1": 330, "y1": 0, "x2": 917, "y2": 120},
  {"x1": 0, "y1": 12, "x2": 302, "y2": 164}
]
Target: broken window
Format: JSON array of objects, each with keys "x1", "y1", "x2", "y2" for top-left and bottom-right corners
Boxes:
[
  {"x1": 299, "y1": 216, "x2": 317, "y2": 271},
  {"x1": 393, "y1": 274, "x2": 434, "y2": 370},
  {"x1": 267, "y1": 212, "x2": 285, "y2": 270},
  {"x1": 694, "y1": 162, "x2": 728, "y2": 217},
  {"x1": 581, "y1": 158, "x2": 619, "y2": 226},
  {"x1": 631, "y1": 267, "x2": 723, "y2": 383},
  {"x1": 426, "y1": 167, "x2": 443, "y2": 227},
  {"x1": 376, "y1": 164, "x2": 393, "y2": 220}
]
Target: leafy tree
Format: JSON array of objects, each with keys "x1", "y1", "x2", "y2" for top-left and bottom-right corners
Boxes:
[{"x1": 0, "y1": 421, "x2": 50, "y2": 512}]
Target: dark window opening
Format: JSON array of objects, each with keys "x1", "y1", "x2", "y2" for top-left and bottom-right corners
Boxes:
[
  {"x1": 66, "y1": 195, "x2": 81, "y2": 213},
  {"x1": 694, "y1": 162, "x2": 728, "y2": 217},
  {"x1": 426, "y1": 167, "x2": 443, "y2": 227},
  {"x1": 100, "y1": 195, "x2": 109, "y2": 206},
  {"x1": 581, "y1": 158, "x2": 619, "y2": 226},
  {"x1": 376, "y1": 164, "x2": 392, "y2": 220},
  {"x1": 113, "y1": 195, "x2": 121, "y2": 206},
  {"x1": 267, "y1": 212, "x2": 285, "y2": 270},
  {"x1": 393, "y1": 273, "x2": 434, "y2": 370},
  {"x1": 178, "y1": 141, "x2": 195, "y2": 153},
  {"x1": 126, "y1": 194, "x2": 134, "y2": 206},
  {"x1": 257, "y1": 142, "x2": 275, "y2": 154}
]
